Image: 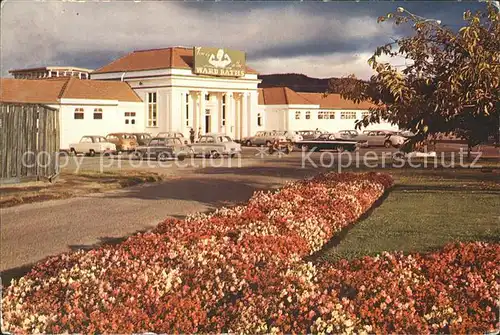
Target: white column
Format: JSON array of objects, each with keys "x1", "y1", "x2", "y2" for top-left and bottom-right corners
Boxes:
[
  {"x1": 181, "y1": 92, "x2": 186, "y2": 136},
  {"x1": 200, "y1": 90, "x2": 206, "y2": 135},
  {"x1": 234, "y1": 93, "x2": 240, "y2": 140},
  {"x1": 188, "y1": 92, "x2": 194, "y2": 130},
  {"x1": 225, "y1": 91, "x2": 232, "y2": 137},
  {"x1": 218, "y1": 93, "x2": 224, "y2": 134},
  {"x1": 241, "y1": 92, "x2": 248, "y2": 138}
]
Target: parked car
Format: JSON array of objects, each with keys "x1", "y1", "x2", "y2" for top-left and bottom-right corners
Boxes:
[
  {"x1": 105, "y1": 133, "x2": 138, "y2": 152},
  {"x1": 242, "y1": 131, "x2": 274, "y2": 147},
  {"x1": 131, "y1": 133, "x2": 152, "y2": 146},
  {"x1": 190, "y1": 134, "x2": 241, "y2": 158},
  {"x1": 134, "y1": 137, "x2": 190, "y2": 161},
  {"x1": 69, "y1": 136, "x2": 116, "y2": 156},
  {"x1": 335, "y1": 130, "x2": 360, "y2": 139},
  {"x1": 356, "y1": 130, "x2": 406, "y2": 148},
  {"x1": 157, "y1": 132, "x2": 185, "y2": 140},
  {"x1": 297, "y1": 130, "x2": 323, "y2": 140},
  {"x1": 274, "y1": 130, "x2": 303, "y2": 143},
  {"x1": 296, "y1": 133, "x2": 358, "y2": 152}
]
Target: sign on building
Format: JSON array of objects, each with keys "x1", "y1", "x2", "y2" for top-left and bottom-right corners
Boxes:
[{"x1": 193, "y1": 47, "x2": 246, "y2": 77}]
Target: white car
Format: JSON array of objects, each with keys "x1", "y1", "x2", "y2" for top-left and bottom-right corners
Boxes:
[
  {"x1": 190, "y1": 134, "x2": 241, "y2": 158},
  {"x1": 282, "y1": 131, "x2": 303, "y2": 143},
  {"x1": 69, "y1": 136, "x2": 116, "y2": 156}
]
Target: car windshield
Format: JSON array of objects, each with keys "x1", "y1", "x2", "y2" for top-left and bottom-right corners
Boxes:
[
  {"x1": 318, "y1": 134, "x2": 330, "y2": 140},
  {"x1": 96, "y1": 137, "x2": 107, "y2": 142}
]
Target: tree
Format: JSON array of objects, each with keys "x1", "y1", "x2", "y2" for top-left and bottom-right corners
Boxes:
[{"x1": 330, "y1": 3, "x2": 500, "y2": 154}]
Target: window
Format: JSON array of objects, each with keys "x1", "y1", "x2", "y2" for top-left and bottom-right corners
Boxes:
[
  {"x1": 147, "y1": 92, "x2": 158, "y2": 127},
  {"x1": 341, "y1": 111, "x2": 357, "y2": 119},
  {"x1": 318, "y1": 111, "x2": 326, "y2": 120},
  {"x1": 221, "y1": 94, "x2": 226, "y2": 126},
  {"x1": 93, "y1": 108, "x2": 103, "y2": 119},
  {"x1": 328, "y1": 111, "x2": 336, "y2": 119},
  {"x1": 125, "y1": 119, "x2": 129, "y2": 124},
  {"x1": 74, "y1": 108, "x2": 84, "y2": 119},
  {"x1": 257, "y1": 113, "x2": 262, "y2": 127},
  {"x1": 81, "y1": 137, "x2": 92, "y2": 143},
  {"x1": 295, "y1": 111, "x2": 301, "y2": 120},
  {"x1": 361, "y1": 111, "x2": 370, "y2": 118},
  {"x1": 305, "y1": 111, "x2": 311, "y2": 120},
  {"x1": 205, "y1": 93, "x2": 210, "y2": 101}
]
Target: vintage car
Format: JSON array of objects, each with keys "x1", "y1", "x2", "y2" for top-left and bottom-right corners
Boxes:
[
  {"x1": 157, "y1": 132, "x2": 185, "y2": 140},
  {"x1": 335, "y1": 130, "x2": 360, "y2": 139},
  {"x1": 130, "y1": 133, "x2": 152, "y2": 146},
  {"x1": 133, "y1": 137, "x2": 190, "y2": 161},
  {"x1": 296, "y1": 133, "x2": 358, "y2": 152},
  {"x1": 105, "y1": 133, "x2": 138, "y2": 152},
  {"x1": 278, "y1": 130, "x2": 303, "y2": 143},
  {"x1": 190, "y1": 134, "x2": 241, "y2": 158},
  {"x1": 297, "y1": 130, "x2": 323, "y2": 140},
  {"x1": 69, "y1": 136, "x2": 116, "y2": 156},
  {"x1": 242, "y1": 131, "x2": 275, "y2": 147},
  {"x1": 356, "y1": 130, "x2": 406, "y2": 148}
]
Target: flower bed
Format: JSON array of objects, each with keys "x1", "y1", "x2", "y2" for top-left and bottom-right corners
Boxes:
[{"x1": 2, "y1": 172, "x2": 498, "y2": 334}]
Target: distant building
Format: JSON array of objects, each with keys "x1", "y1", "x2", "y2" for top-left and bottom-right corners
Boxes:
[
  {"x1": 0, "y1": 77, "x2": 143, "y2": 149},
  {"x1": 258, "y1": 87, "x2": 398, "y2": 132},
  {"x1": 9, "y1": 66, "x2": 93, "y2": 80}
]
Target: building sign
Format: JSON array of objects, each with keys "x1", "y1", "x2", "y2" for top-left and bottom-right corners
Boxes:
[{"x1": 193, "y1": 47, "x2": 246, "y2": 77}]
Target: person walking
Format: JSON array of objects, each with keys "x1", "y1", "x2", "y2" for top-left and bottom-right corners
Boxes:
[
  {"x1": 197, "y1": 127, "x2": 202, "y2": 140},
  {"x1": 189, "y1": 128, "x2": 195, "y2": 143}
]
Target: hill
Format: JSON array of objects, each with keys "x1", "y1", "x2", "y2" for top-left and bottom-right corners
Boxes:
[{"x1": 257, "y1": 73, "x2": 344, "y2": 93}]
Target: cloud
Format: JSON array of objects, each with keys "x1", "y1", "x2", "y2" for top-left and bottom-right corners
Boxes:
[{"x1": 0, "y1": 0, "x2": 477, "y2": 78}]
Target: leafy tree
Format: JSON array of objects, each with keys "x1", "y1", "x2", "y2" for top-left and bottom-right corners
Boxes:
[{"x1": 330, "y1": 3, "x2": 500, "y2": 154}]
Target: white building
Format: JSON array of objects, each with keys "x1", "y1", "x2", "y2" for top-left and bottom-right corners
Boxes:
[
  {"x1": 3, "y1": 46, "x2": 396, "y2": 148},
  {"x1": 258, "y1": 87, "x2": 398, "y2": 133},
  {"x1": 92, "y1": 46, "x2": 396, "y2": 139},
  {"x1": 91, "y1": 47, "x2": 263, "y2": 140},
  {"x1": 0, "y1": 77, "x2": 143, "y2": 149}
]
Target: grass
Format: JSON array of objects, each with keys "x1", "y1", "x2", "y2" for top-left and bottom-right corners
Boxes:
[
  {"x1": 317, "y1": 167, "x2": 500, "y2": 262},
  {"x1": 0, "y1": 171, "x2": 164, "y2": 208}
]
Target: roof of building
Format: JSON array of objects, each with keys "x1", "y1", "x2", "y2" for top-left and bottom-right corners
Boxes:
[
  {"x1": 298, "y1": 92, "x2": 377, "y2": 110},
  {"x1": 258, "y1": 87, "x2": 315, "y2": 105},
  {"x1": 0, "y1": 77, "x2": 142, "y2": 104},
  {"x1": 93, "y1": 47, "x2": 258, "y2": 75},
  {"x1": 9, "y1": 66, "x2": 94, "y2": 73},
  {"x1": 258, "y1": 87, "x2": 378, "y2": 109}
]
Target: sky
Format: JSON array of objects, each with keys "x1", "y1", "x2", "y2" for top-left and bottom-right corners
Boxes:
[{"x1": 0, "y1": 0, "x2": 487, "y2": 80}]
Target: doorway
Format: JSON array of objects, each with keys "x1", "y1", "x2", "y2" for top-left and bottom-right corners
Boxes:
[{"x1": 205, "y1": 109, "x2": 211, "y2": 134}]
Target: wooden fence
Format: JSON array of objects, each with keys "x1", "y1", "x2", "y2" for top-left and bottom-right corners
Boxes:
[{"x1": 0, "y1": 103, "x2": 60, "y2": 183}]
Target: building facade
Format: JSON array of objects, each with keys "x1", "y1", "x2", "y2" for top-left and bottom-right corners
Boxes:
[
  {"x1": 0, "y1": 77, "x2": 143, "y2": 149},
  {"x1": 91, "y1": 47, "x2": 264, "y2": 141},
  {"x1": 258, "y1": 87, "x2": 398, "y2": 133}
]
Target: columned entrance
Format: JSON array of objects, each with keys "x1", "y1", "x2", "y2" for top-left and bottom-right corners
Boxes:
[{"x1": 184, "y1": 89, "x2": 256, "y2": 140}]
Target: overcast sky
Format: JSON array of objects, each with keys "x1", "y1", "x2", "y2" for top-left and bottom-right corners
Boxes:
[{"x1": 1, "y1": 0, "x2": 486, "y2": 79}]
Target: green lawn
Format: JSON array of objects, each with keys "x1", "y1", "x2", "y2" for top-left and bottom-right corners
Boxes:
[{"x1": 317, "y1": 168, "x2": 500, "y2": 262}]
